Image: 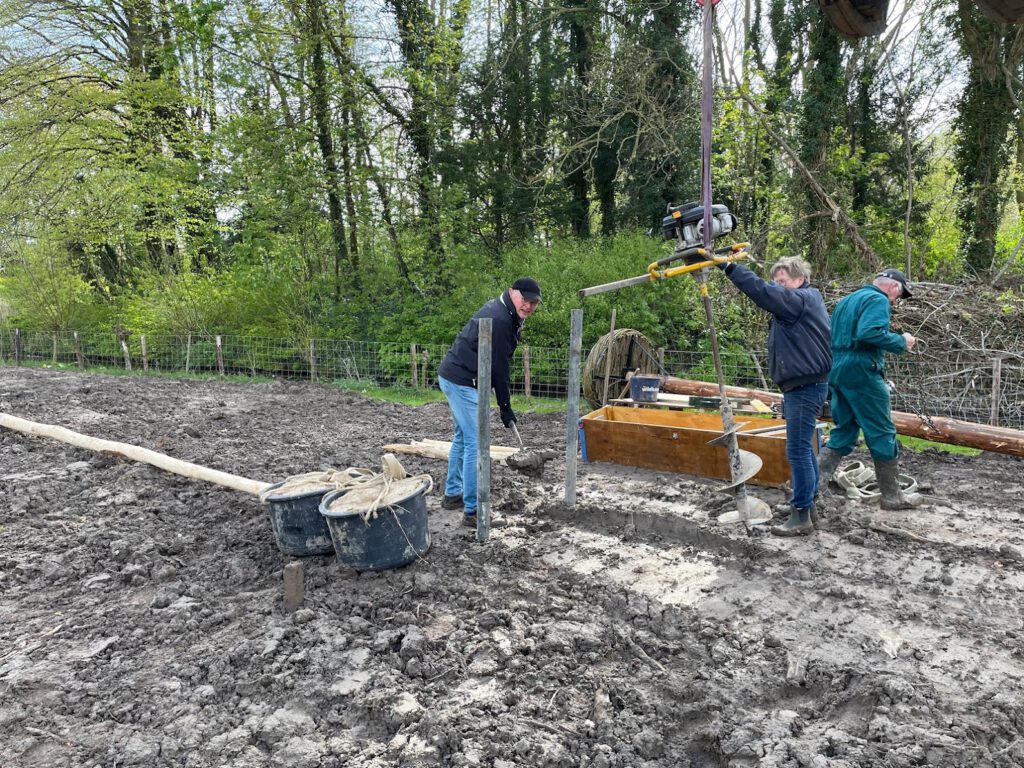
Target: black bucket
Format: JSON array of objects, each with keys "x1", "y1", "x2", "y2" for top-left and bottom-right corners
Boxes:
[
  {"x1": 319, "y1": 478, "x2": 431, "y2": 571},
  {"x1": 262, "y1": 480, "x2": 336, "y2": 556}
]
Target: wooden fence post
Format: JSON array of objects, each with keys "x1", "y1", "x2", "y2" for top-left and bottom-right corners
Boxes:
[
  {"x1": 309, "y1": 339, "x2": 317, "y2": 381},
  {"x1": 14, "y1": 328, "x2": 22, "y2": 366},
  {"x1": 185, "y1": 334, "x2": 192, "y2": 374},
  {"x1": 216, "y1": 336, "x2": 225, "y2": 377},
  {"x1": 51, "y1": 333, "x2": 58, "y2": 364},
  {"x1": 140, "y1": 334, "x2": 148, "y2": 371},
  {"x1": 120, "y1": 338, "x2": 132, "y2": 371},
  {"x1": 991, "y1": 357, "x2": 1003, "y2": 427},
  {"x1": 420, "y1": 349, "x2": 430, "y2": 389},
  {"x1": 410, "y1": 343, "x2": 419, "y2": 388},
  {"x1": 523, "y1": 345, "x2": 532, "y2": 398},
  {"x1": 74, "y1": 332, "x2": 85, "y2": 368}
]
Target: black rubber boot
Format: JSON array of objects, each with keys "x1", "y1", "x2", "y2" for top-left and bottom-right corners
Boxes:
[
  {"x1": 817, "y1": 446, "x2": 844, "y2": 489},
  {"x1": 875, "y1": 458, "x2": 921, "y2": 510},
  {"x1": 772, "y1": 506, "x2": 814, "y2": 536},
  {"x1": 441, "y1": 494, "x2": 463, "y2": 510}
]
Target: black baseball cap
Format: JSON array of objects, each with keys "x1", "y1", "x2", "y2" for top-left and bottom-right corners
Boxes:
[
  {"x1": 511, "y1": 277, "x2": 542, "y2": 301},
  {"x1": 877, "y1": 268, "x2": 912, "y2": 299}
]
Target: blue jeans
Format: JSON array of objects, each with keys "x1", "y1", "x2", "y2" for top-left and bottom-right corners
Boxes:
[
  {"x1": 784, "y1": 382, "x2": 828, "y2": 509},
  {"x1": 439, "y1": 376, "x2": 478, "y2": 515}
]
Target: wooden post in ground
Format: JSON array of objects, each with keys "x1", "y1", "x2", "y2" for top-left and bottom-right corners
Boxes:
[
  {"x1": 185, "y1": 334, "x2": 192, "y2": 374},
  {"x1": 283, "y1": 561, "x2": 304, "y2": 613},
  {"x1": 476, "y1": 318, "x2": 492, "y2": 542},
  {"x1": 216, "y1": 336, "x2": 225, "y2": 378},
  {"x1": 601, "y1": 309, "x2": 617, "y2": 406},
  {"x1": 74, "y1": 332, "x2": 85, "y2": 369},
  {"x1": 51, "y1": 333, "x2": 58, "y2": 364},
  {"x1": 523, "y1": 346, "x2": 532, "y2": 398},
  {"x1": 14, "y1": 329, "x2": 22, "y2": 366},
  {"x1": 410, "y1": 343, "x2": 419, "y2": 388},
  {"x1": 309, "y1": 339, "x2": 317, "y2": 381},
  {"x1": 120, "y1": 338, "x2": 131, "y2": 371},
  {"x1": 140, "y1": 335, "x2": 148, "y2": 371},
  {"x1": 420, "y1": 349, "x2": 430, "y2": 388},
  {"x1": 564, "y1": 309, "x2": 583, "y2": 506},
  {"x1": 991, "y1": 357, "x2": 1002, "y2": 426}
]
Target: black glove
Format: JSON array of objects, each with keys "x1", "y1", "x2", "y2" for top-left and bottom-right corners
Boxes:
[
  {"x1": 500, "y1": 405, "x2": 516, "y2": 428},
  {"x1": 716, "y1": 261, "x2": 735, "y2": 275}
]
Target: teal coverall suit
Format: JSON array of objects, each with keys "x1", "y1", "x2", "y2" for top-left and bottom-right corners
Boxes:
[{"x1": 826, "y1": 284, "x2": 907, "y2": 462}]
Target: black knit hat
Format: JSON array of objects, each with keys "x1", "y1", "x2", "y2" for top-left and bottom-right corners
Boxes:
[
  {"x1": 511, "y1": 277, "x2": 542, "y2": 301},
  {"x1": 877, "y1": 268, "x2": 912, "y2": 299}
]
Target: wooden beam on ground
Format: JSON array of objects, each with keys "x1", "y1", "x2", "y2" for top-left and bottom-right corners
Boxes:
[
  {"x1": 383, "y1": 439, "x2": 518, "y2": 461},
  {"x1": 0, "y1": 412, "x2": 270, "y2": 496},
  {"x1": 659, "y1": 377, "x2": 1024, "y2": 457}
]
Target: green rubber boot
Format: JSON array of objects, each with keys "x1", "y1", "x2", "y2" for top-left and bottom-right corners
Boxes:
[{"x1": 772, "y1": 506, "x2": 815, "y2": 537}]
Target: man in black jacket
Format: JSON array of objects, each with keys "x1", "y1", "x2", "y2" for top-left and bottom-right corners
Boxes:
[{"x1": 437, "y1": 277, "x2": 541, "y2": 526}]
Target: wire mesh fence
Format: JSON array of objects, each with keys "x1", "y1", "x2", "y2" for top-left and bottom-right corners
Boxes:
[{"x1": 2, "y1": 328, "x2": 1023, "y2": 429}]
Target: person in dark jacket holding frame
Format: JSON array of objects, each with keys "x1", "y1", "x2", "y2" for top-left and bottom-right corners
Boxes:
[
  {"x1": 719, "y1": 256, "x2": 832, "y2": 535},
  {"x1": 437, "y1": 277, "x2": 541, "y2": 527}
]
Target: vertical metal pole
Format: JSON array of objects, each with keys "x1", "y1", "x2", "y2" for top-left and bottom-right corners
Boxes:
[
  {"x1": 476, "y1": 318, "x2": 492, "y2": 542},
  {"x1": 601, "y1": 309, "x2": 617, "y2": 406},
  {"x1": 564, "y1": 309, "x2": 583, "y2": 506}
]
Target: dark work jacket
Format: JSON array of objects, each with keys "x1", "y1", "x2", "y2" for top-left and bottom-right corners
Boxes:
[
  {"x1": 438, "y1": 291, "x2": 523, "y2": 410},
  {"x1": 724, "y1": 263, "x2": 832, "y2": 392}
]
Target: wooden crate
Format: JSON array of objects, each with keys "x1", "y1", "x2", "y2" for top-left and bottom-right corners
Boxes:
[{"x1": 581, "y1": 406, "x2": 804, "y2": 487}]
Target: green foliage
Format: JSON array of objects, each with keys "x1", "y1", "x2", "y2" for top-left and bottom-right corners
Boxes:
[{"x1": 0, "y1": 240, "x2": 106, "y2": 331}]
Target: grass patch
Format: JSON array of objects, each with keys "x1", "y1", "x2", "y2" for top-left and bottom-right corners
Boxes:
[
  {"x1": 331, "y1": 378, "x2": 567, "y2": 413},
  {"x1": 897, "y1": 434, "x2": 981, "y2": 456}
]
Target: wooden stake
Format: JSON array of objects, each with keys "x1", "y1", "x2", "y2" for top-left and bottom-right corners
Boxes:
[
  {"x1": 216, "y1": 336, "x2": 225, "y2": 378},
  {"x1": 523, "y1": 346, "x2": 532, "y2": 398},
  {"x1": 14, "y1": 329, "x2": 22, "y2": 366},
  {"x1": 120, "y1": 339, "x2": 132, "y2": 371},
  {"x1": 410, "y1": 343, "x2": 419, "y2": 388},
  {"x1": 283, "y1": 561, "x2": 305, "y2": 613},
  {"x1": 991, "y1": 357, "x2": 1002, "y2": 427},
  {"x1": 140, "y1": 334, "x2": 148, "y2": 371},
  {"x1": 309, "y1": 339, "x2": 317, "y2": 381},
  {"x1": 601, "y1": 309, "x2": 617, "y2": 406}
]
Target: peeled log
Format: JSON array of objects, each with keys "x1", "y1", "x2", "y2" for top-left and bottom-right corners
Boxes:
[
  {"x1": 660, "y1": 377, "x2": 1024, "y2": 458},
  {"x1": 0, "y1": 412, "x2": 271, "y2": 496}
]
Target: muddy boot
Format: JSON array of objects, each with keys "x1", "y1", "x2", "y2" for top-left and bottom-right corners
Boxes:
[
  {"x1": 817, "y1": 447, "x2": 844, "y2": 490},
  {"x1": 875, "y1": 458, "x2": 922, "y2": 510},
  {"x1": 772, "y1": 506, "x2": 814, "y2": 536}
]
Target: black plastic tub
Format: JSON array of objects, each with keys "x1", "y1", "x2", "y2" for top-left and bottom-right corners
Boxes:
[
  {"x1": 262, "y1": 480, "x2": 336, "y2": 556},
  {"x1": 319, "y1": 478, "x2": 431, "y2": 571}
]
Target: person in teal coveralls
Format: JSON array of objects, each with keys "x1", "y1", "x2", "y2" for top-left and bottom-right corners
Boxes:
[{"x1": 817, "y1": 269, "x2": 921, "y2": 509}]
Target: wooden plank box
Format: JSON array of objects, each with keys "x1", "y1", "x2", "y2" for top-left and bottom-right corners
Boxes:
[{"x1": 581, "y1": 406, "x2": 802, "y2": 487}]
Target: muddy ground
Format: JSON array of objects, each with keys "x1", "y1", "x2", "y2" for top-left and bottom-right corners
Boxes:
[{"x1": 2, "y1": 367, "x2": 1024, "y2": 768}]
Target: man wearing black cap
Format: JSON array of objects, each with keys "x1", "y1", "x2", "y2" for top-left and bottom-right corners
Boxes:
[
  {"x1": 437, "y1": 277, "x2": 541, "y2": 526},
  {"x1": 817, "y1": 268, "x2": 921, "y2": 509}
]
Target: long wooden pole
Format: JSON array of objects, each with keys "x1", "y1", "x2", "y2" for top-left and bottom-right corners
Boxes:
[
  {"x1": 0, "y1": 413, "x2": 271, "y2": 496},
  {"x1": 659, "y1": 377, "x2": 1024, "y2": 457}
]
